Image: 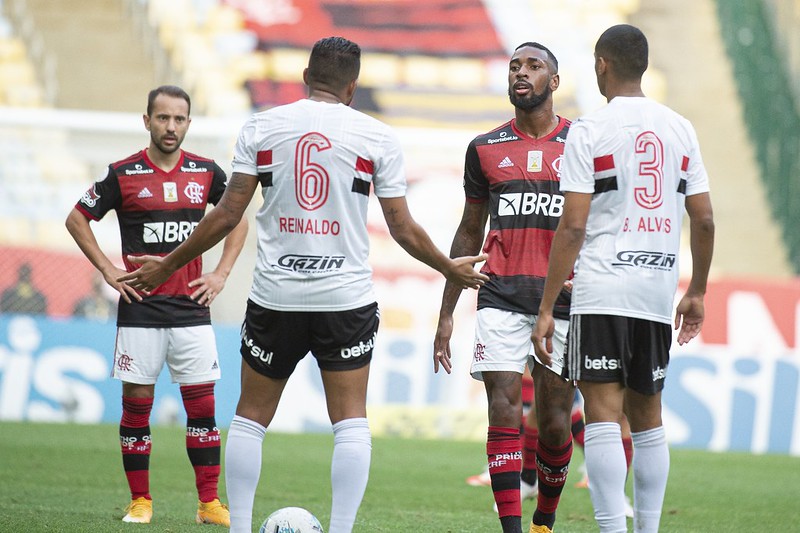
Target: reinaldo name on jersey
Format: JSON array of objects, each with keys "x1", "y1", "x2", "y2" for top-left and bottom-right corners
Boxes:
[{"x1": 279, "y1": 216, "x2": 341, "y2": 235}]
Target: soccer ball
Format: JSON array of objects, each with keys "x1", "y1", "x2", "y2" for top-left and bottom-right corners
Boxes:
[{"x1": 259, "y1": 507, "x2": 324, "y2": 533}]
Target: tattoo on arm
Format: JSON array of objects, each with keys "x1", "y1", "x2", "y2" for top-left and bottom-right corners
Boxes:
[{"x1": 384, "y1": 207, "x2": 400, "y2": 224}]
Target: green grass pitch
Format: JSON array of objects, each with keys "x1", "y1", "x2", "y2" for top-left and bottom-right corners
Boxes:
[{"x1": 1, "y1": 421, "x2": 798, "y2": 532}]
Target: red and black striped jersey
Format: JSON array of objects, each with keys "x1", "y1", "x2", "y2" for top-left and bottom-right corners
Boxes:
[
  {"x1": 75, "y1": 149, "x2": 228, "y2": 327},
  {"x1": 464, "y1": 117, "x2": 572, "y2": 318}
]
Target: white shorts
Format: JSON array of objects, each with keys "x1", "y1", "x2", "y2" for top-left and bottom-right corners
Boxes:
[
  {"x1": 470, "y1": 307, "x2": 569, "y2": 381},
  {"x1": 112, "y1": 326, "x2": 221, "y2": 385}
]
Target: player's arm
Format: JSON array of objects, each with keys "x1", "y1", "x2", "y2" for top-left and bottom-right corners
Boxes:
[
  {"x1": 532, "y1": 191, "x2": 591, "y2": 365},
  {"x1": 378, "y1": 196, "x2": 488, "y2": 290},
  {"x1": 674, "y1": 191, "x2": 714, "y2": 345},
  {"x1": 65, "y1": 208, "x2": 142, "y2": 303},
  {"x1": 434, "y1": 200, "x2": 488, "y2": 374},
  {"x1": 118, "y1": 172, "x2": 258, "y2": 292}
]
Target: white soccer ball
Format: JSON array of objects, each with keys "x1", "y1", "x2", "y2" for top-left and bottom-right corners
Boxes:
[{"x1": 259, "y1": 507, "x2": 324, "y2": 533}]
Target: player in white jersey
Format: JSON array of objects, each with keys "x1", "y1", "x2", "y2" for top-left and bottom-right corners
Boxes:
[
  {"x1": 119, "y1": 36, "x2": 488, "y2": 533},
  {"x1": 531, "y1": 25, "x2": 714, "y2": 533}
]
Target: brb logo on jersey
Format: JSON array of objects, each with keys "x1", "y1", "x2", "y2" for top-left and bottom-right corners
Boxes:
[
  {"x1": 498, "y1": 192, "x2": 564, "y2": 217},
  {"x1": 143, "y1": 221, "x2": 199, "y2": 243}
]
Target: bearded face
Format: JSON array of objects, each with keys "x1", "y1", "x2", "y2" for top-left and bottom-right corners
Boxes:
[{"x1": 509, "y1": 82, "x2": 553, "y2": 112}]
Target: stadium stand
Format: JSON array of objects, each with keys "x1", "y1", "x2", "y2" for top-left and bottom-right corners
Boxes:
[
  {"x1": 633, "y1": 0, "x2": 793, "y2": 277},
  {"x1": 714, "y1": 0, "x2": 799, "y2": 274},
  {"x1": 0, "y1": 2, "x2": 47, "y2": 107}
]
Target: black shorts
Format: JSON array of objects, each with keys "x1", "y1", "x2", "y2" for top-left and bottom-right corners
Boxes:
[
  {"x1": 565, "y1": 314, "x2": 671, "y2": 395},
  {"x1": 240, "y1": 299, "x2": 380, "y2": 379}
]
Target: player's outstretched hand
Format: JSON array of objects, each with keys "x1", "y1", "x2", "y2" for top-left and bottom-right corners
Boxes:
[
  {"x1": 674, "y1": 292, "x2": 705, "y2": 345},
  {"x1": 446, "y1": 253, "x2": 489, "y2": 290},
  {"x1": 531, "y1": 311, "x2": 555, "y2": 367},
  {"x1": 116, "y1": 255, "x2": 173, "y2": 293},
  {"x1": 433, "y1": 314, "x2": 454, "y2": 374}
]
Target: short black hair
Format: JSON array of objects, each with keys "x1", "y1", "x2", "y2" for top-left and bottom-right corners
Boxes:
[
  {"x1": 306, "y1": 36, "x2": 361, "y2": 92},
  {"x1": 514, "y1": 42, "x2": 559, "y2": 73},
  {"x1": 595, "y1": 24, "x2": 648, "y2": 80},
  {"x1": 146, "y1": 85, "x2": 191, "y2": 117}
]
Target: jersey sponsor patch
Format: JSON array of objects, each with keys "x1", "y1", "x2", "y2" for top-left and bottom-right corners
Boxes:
[
  {"x1": 124, "y1": 164, "x2": 154, "y2": 175},
  {"x1": 497, "y1": 192, "x2": 564, "y2": 217},
  {"x1": 180, "y1": 161, "x2": 208, "y2": 173},
  {"x1": 275, "y1": 254, "x2": 345, "y2": 273},
  {"x1": 142, "y1": 221, "x2": 200, "y2": 243}
]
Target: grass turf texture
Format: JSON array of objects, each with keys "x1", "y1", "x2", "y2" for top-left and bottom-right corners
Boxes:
[{"x1": 1, "y1": 422, "x2": 798, "y2": 532}]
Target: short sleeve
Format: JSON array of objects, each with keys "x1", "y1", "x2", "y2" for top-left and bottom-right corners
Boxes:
[
  {"x1": 75, "y1": 166, "x2": 121, "y2": 220},
  {"x1": 231, "y1": 115, "x2": 259, "y2": 176},
  {"x1": 207, "y1": 162, "x2": 228, "y2": 205},
  {"x1": 372, "y1": 127, "x2": 407, "y2": 198},
  {"x1": 463, "y1": 140, "x2": 489, "y2": 201},
  {"x1": 683, "y1": 120, "x2": 711, "y2": 197},
  {"x1": 559, "y1": 120, "x2": 596, "y2": 194}
]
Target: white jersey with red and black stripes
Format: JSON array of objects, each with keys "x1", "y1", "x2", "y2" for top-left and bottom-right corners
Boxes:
[
  {"x1": 464, "y1": 117, "x2": 572, "y2": 319},
  {"x1": 231, "y1": 98, "x2": 407, "y2": 311},
  {"x1": 560, "y1": 96, "x2": 710, "y2": 323},
  {"x1": 75, "y1": 149, "x2": 228, "y2": 327}
]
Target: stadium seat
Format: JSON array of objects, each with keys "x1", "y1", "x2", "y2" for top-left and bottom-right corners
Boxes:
[
  {"x1": 359, "y1": 53, "x2": 403, "y2": 87},
  {"x1": 267, "y1": 48, "x2": 308, "y2": 83}
]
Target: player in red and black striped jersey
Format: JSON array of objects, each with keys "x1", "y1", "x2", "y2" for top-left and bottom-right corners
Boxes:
[
  {"x1": 434, "y1": 43, "x2": 576, "y2": 533},
  {"x1": 65, "y1": 85, "x2": 248, "y2": 526},
  {"x1": 76, "y1": 148, "x2": 228, "y2": 327}
]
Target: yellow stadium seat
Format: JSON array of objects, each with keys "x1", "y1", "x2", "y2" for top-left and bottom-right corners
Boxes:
[
  {"x1": 440, "y1": 58, "x2": 486, "y2": 91},
  {"x1": 269, "y1": 49, "x2": 308, "y2": 83},
  {"x1": 402, "y1": 56, "x2": 444, "y2": 89},
  {"x1": 360, "y1": 53, "x2": 403, "y2": 87}
]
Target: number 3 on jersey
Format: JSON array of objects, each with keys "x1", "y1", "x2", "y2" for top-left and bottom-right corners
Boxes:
[
  {"x1": 295, "y1": 132, "x2": 331, "y2": 211},
  {"x1": 634, "y1": 130, "x2": 664, "y2": 209}
]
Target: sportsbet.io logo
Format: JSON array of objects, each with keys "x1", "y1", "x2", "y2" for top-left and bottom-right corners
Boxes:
[
  {"x1": 143, "y1": 221, "x2": 199, "y2": 243},
  {"x1": 498, "y1": 192, "x2": 564, "y2": 217}
]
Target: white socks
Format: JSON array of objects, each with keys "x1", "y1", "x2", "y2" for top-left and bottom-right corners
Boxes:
[
  {"x1": 225, "y1": 415, "x2": 267, "y2": 533},
  {"x1": 584, "y1": 422, "x2": 628, "y2": 533},
  {"x1": 585, "y1": 423, "x2": 670, "y2": 533},
  {"x1": 631, "y1": 426, "x2": 669, "y2": 533},
  {"x1": 225, "y1": 416, "x2": 371, "y2": 533},
  {"x1": 329, "y1": 417, "x2": 372, "y2": 533}
]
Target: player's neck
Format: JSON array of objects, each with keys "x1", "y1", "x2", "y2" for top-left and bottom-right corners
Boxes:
[
  {"x1": 146, "y1": 146, "x2": 182, "y2": 172},
  {"x1": 308, "y1": 88, "x2": 346, "y2": 105},
  {"x1": 604, "y1": 79, "x2": 645, "y2": 101},
  {"x1": 514, "y1": 109, "x2": 559, "y2": 139}
]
